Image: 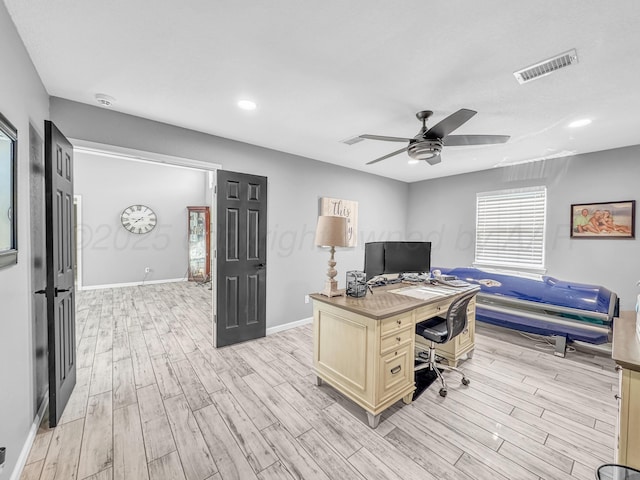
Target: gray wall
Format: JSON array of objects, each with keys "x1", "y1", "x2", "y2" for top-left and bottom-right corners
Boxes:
[
  {"x1": 407, "y1": 148, "x2": 640, "y2": 310},
  {"x1": 0, "y1": 2, "x2": 50, "y2": 476},
  {"x1": 75, "y1": 152, "x2": 207, "y2": 286},
  {"x1": 51, "y1": 98, "x2": 410, "y2": 326}
]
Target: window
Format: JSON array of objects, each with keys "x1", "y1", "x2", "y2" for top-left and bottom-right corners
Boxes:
[{"x1": 475, "y1": 186, "x2": 546, "y2": 271}]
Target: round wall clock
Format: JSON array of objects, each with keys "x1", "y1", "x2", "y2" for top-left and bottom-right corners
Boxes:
[{"x1": 120, "y1": 205, "x2": 157, "y2": 234}]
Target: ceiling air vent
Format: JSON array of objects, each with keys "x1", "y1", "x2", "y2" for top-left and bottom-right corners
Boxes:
[{"x1": 513, "y1": 49, "x2": 578, "y2": 84}]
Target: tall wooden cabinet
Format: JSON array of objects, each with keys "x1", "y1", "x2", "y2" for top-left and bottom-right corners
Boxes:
[
  {"x1": 612, "y1": 311, "x2": 640, "y2": 468},
  {"x1": 187, "y1": 206, "x2": 210, "y2": 281}
]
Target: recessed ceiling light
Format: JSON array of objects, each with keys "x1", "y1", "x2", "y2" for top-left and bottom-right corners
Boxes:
[
  {"x1": 238, "y1": 100, "x2": 257, "y2": 111},
  {"x1": 95, "y1": 93, "x2": 115, "y2": 107},
  {"x1": 568, "y1": 118, "x2": 591, "y2": 128}
]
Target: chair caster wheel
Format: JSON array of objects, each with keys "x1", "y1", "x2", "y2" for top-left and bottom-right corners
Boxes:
[
  {"x1": 439, "y1": 388, "x2": 447, "y2": 397},
  {"x1": 462, "y1": 377, "x2": 470, "y2": 386}
]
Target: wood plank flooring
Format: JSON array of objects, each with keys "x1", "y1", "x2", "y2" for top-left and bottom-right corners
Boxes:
[{"x1": 21, "y1": 282, "x2": 618, "y2": 480}]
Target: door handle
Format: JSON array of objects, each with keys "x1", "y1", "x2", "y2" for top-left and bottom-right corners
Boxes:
[
  {"x1": 55, "y1": 287, "x2": 70, "y2": 296},
  {"x1": 255, "y1": 263, "x2": 266, "y2": 270},
  {"x1": 34, "y1": 289, "x2": 47, "y2": 295}
]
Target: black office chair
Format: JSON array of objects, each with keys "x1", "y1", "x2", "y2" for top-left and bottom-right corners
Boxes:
[{"x1": 415, "y1": 288, "x2": 480, "y2": 397}]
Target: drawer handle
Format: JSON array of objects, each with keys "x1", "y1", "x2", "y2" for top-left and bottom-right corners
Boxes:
[
  {"x1": 390, "y1": 366, "x2": 402, "y2": 375},
  {"x1": 396, "y1": 319, "x2": 402, "y2": 325},
  {"x1": 396, "y1": 336, "x2": 401, "y2": 342}
]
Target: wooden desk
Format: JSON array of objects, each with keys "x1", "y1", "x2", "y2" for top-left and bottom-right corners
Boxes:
[
  {"x1": 612, "y1": 310, "x2": 640, "y2": 468},
  {"x1": 310, "y1": 284, "x2": 477, "y2": 428}
]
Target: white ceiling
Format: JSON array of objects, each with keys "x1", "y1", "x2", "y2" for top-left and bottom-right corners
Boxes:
[{"x1": 5, "y1": 0, "x2": 640, "y2": 183}]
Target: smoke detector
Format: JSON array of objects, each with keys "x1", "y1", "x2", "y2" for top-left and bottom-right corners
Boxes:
[
  {"x1": 513, "y1": 49, "x2": 578, "y2": 84},
  {"x1": 95, "y1": 94, "x2": 116, "y2": 107}
]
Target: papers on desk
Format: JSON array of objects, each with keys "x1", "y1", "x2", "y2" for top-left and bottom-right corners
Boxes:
[{"x1": 390, "y1": 285, "x2": 456, "y2": 301}]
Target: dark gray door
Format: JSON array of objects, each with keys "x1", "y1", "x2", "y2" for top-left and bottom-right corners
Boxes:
[
  {"x1": 29, "y1": 124, "x2": 48, "y2": 415},
  {"x1": 45, "y1": 121, "x2": 76, "y2": 427},
  {"x1": 215, "y1": 171, "x2": 267, "y2": 347}
]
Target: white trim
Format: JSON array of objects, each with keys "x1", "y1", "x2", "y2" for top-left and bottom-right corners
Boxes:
[
  {"x1": 74, "y1": 195, "x2": 83, "y2": 289},
  {"x1": 80, "y1": 278, "x2": 187, "y2": 291},
  {"x1": 266, "y1": 316, "x2": 313, "y2": 335},
  {"x1": 70, "y1": 138, "x2": 222, "y2": 171},
  {"x1": 471, "y1": 263, "x2": 547, "y2": 276},
  {"x1": 10, "y1": 392, "x2": 49, "y2": 480}
]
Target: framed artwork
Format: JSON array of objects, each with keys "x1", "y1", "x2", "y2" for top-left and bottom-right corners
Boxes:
[
  {"x1": 570, "y1": 200, "x2": 635, "y2": 239},
  {"x1": 0, "y1": 111, "x2": 18, "y2": 269},
  {"x1": 320, "y1": 197, "x2": 358, "y2": 247}
]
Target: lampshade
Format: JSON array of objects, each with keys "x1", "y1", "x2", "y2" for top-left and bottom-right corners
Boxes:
[{"x1": 315, "y1": 215, "x2": 348, "y2": 247}]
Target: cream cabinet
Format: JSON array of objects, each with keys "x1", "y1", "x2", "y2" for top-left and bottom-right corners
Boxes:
[
  {"x1": 617, "y1": 366, "x2": 640, "y2": 468},
  {"x1": 311, "y1": 285, "x2": 477, "y2": 428},
  {"x1": 313, "y1": 302, "x2": 415, "y2": 428},
  {"x1": 612, "y1": 311, "x2": 640, "y2": 468}
]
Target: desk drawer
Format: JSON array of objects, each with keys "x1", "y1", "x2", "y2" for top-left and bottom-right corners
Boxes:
[
  {"x1": 380, "y1": 327, "x2": 412, "y2": 355},
  {"x1": 380, "y1": 313, "x2": 413, "y2": 336},
  {"x1": 378, "y1": 346, "x2": 413, "y2": 400},
  {"x1": 414, "y1": 300, "x2": 448, "y2": 323}
]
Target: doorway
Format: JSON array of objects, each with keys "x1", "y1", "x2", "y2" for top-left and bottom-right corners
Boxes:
[{"x1": 71, "y1": 140, "x2": 221, "y2": 342}]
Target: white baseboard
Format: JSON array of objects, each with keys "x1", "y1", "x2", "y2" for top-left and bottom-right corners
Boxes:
[
  {"x1": 80, "y1": 277, "x2": 187, "y2": 290},
  {"x1": 266, "y1": 316, "x2": 313, "y2": 335},
  {"x1": 11, "y1": 392, "x2": 48, "y2": 480}
]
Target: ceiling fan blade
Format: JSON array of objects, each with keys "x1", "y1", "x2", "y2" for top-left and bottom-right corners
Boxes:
[
  {"x1": 443, "y1": 135, "x2": 510, "y2": 146},
  {"x1": 424, "y1": 109, "x2": 477, "y2": 139},
  {"x1": 425, "y1": 154, "x2": 441, "y2": 166},
  {"x1": 359, "y1": 134, "x2": 413, "y2": 143},
  {"x1": 366, "y1": 147, "x2": 407, "y2": 165}
]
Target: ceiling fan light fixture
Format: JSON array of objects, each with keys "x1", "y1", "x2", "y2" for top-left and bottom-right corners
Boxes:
[
  {"x1": 407, "y1": 159, "x2": 420, "y2": 165},
  {"x1": 407, "y1": 140, "x2": 443, "y2": 161}
]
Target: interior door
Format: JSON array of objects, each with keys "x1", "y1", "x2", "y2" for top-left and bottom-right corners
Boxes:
[
  {"x1": 45, "y1": 120, "x2": 76, "y2": 427},
  {"x1": 215, "y1": 171, "x2": 267, "y2": 347},
  {"x1": 29, "y1": 124, "x2": 48, "y2": 414}
]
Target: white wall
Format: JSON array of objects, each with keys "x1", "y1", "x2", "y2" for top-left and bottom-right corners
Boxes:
[
  {"x1": 407, "y1": 147, "x2": 640, "y2": 310},
  {"x1": 75, "y1": 152, "x2": 207, "y2": 286},
  {"x1": 51, "y1": 98, "x2": 410, "y2": 327},
  {"x1": 0, "y1": 2, "x2": 50, "y2": 477}
]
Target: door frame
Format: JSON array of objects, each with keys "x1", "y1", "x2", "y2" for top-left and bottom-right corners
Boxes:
[
  {"x1": 70, "y1": 139, "x2": 222, "y2": 336},
  {"x1": 73, "y1": 194, "x2": 83, "y2": 290}
]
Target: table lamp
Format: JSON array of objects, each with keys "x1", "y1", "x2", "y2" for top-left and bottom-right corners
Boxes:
[{"x1": 315, "y1": 215, "x2": 348, "y2": 297}]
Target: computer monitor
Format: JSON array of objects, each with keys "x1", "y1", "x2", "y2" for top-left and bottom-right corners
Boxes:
[
  {"x1": 363, "y1": 242, "x2": 386, "y2": 279},
  {"x1": 363, "y1": 241, "x2": 431, "y2": 279},
  {"x1": 384, "y1": 241, "x2": 431, "y2": 275}
]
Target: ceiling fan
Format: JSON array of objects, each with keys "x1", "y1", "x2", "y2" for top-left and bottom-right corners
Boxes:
[{"x1": 360, "y1": 109, "x2": 510, "y2": 166}]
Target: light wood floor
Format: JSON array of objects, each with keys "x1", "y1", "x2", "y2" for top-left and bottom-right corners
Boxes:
[{"x1": 21, "y1": 282, "x2": 618, "y2": 480}]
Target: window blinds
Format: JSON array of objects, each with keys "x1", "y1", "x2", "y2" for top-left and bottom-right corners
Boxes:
[{"x1": 475, "y1": 186, "x2": 546, "y2": 270}]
